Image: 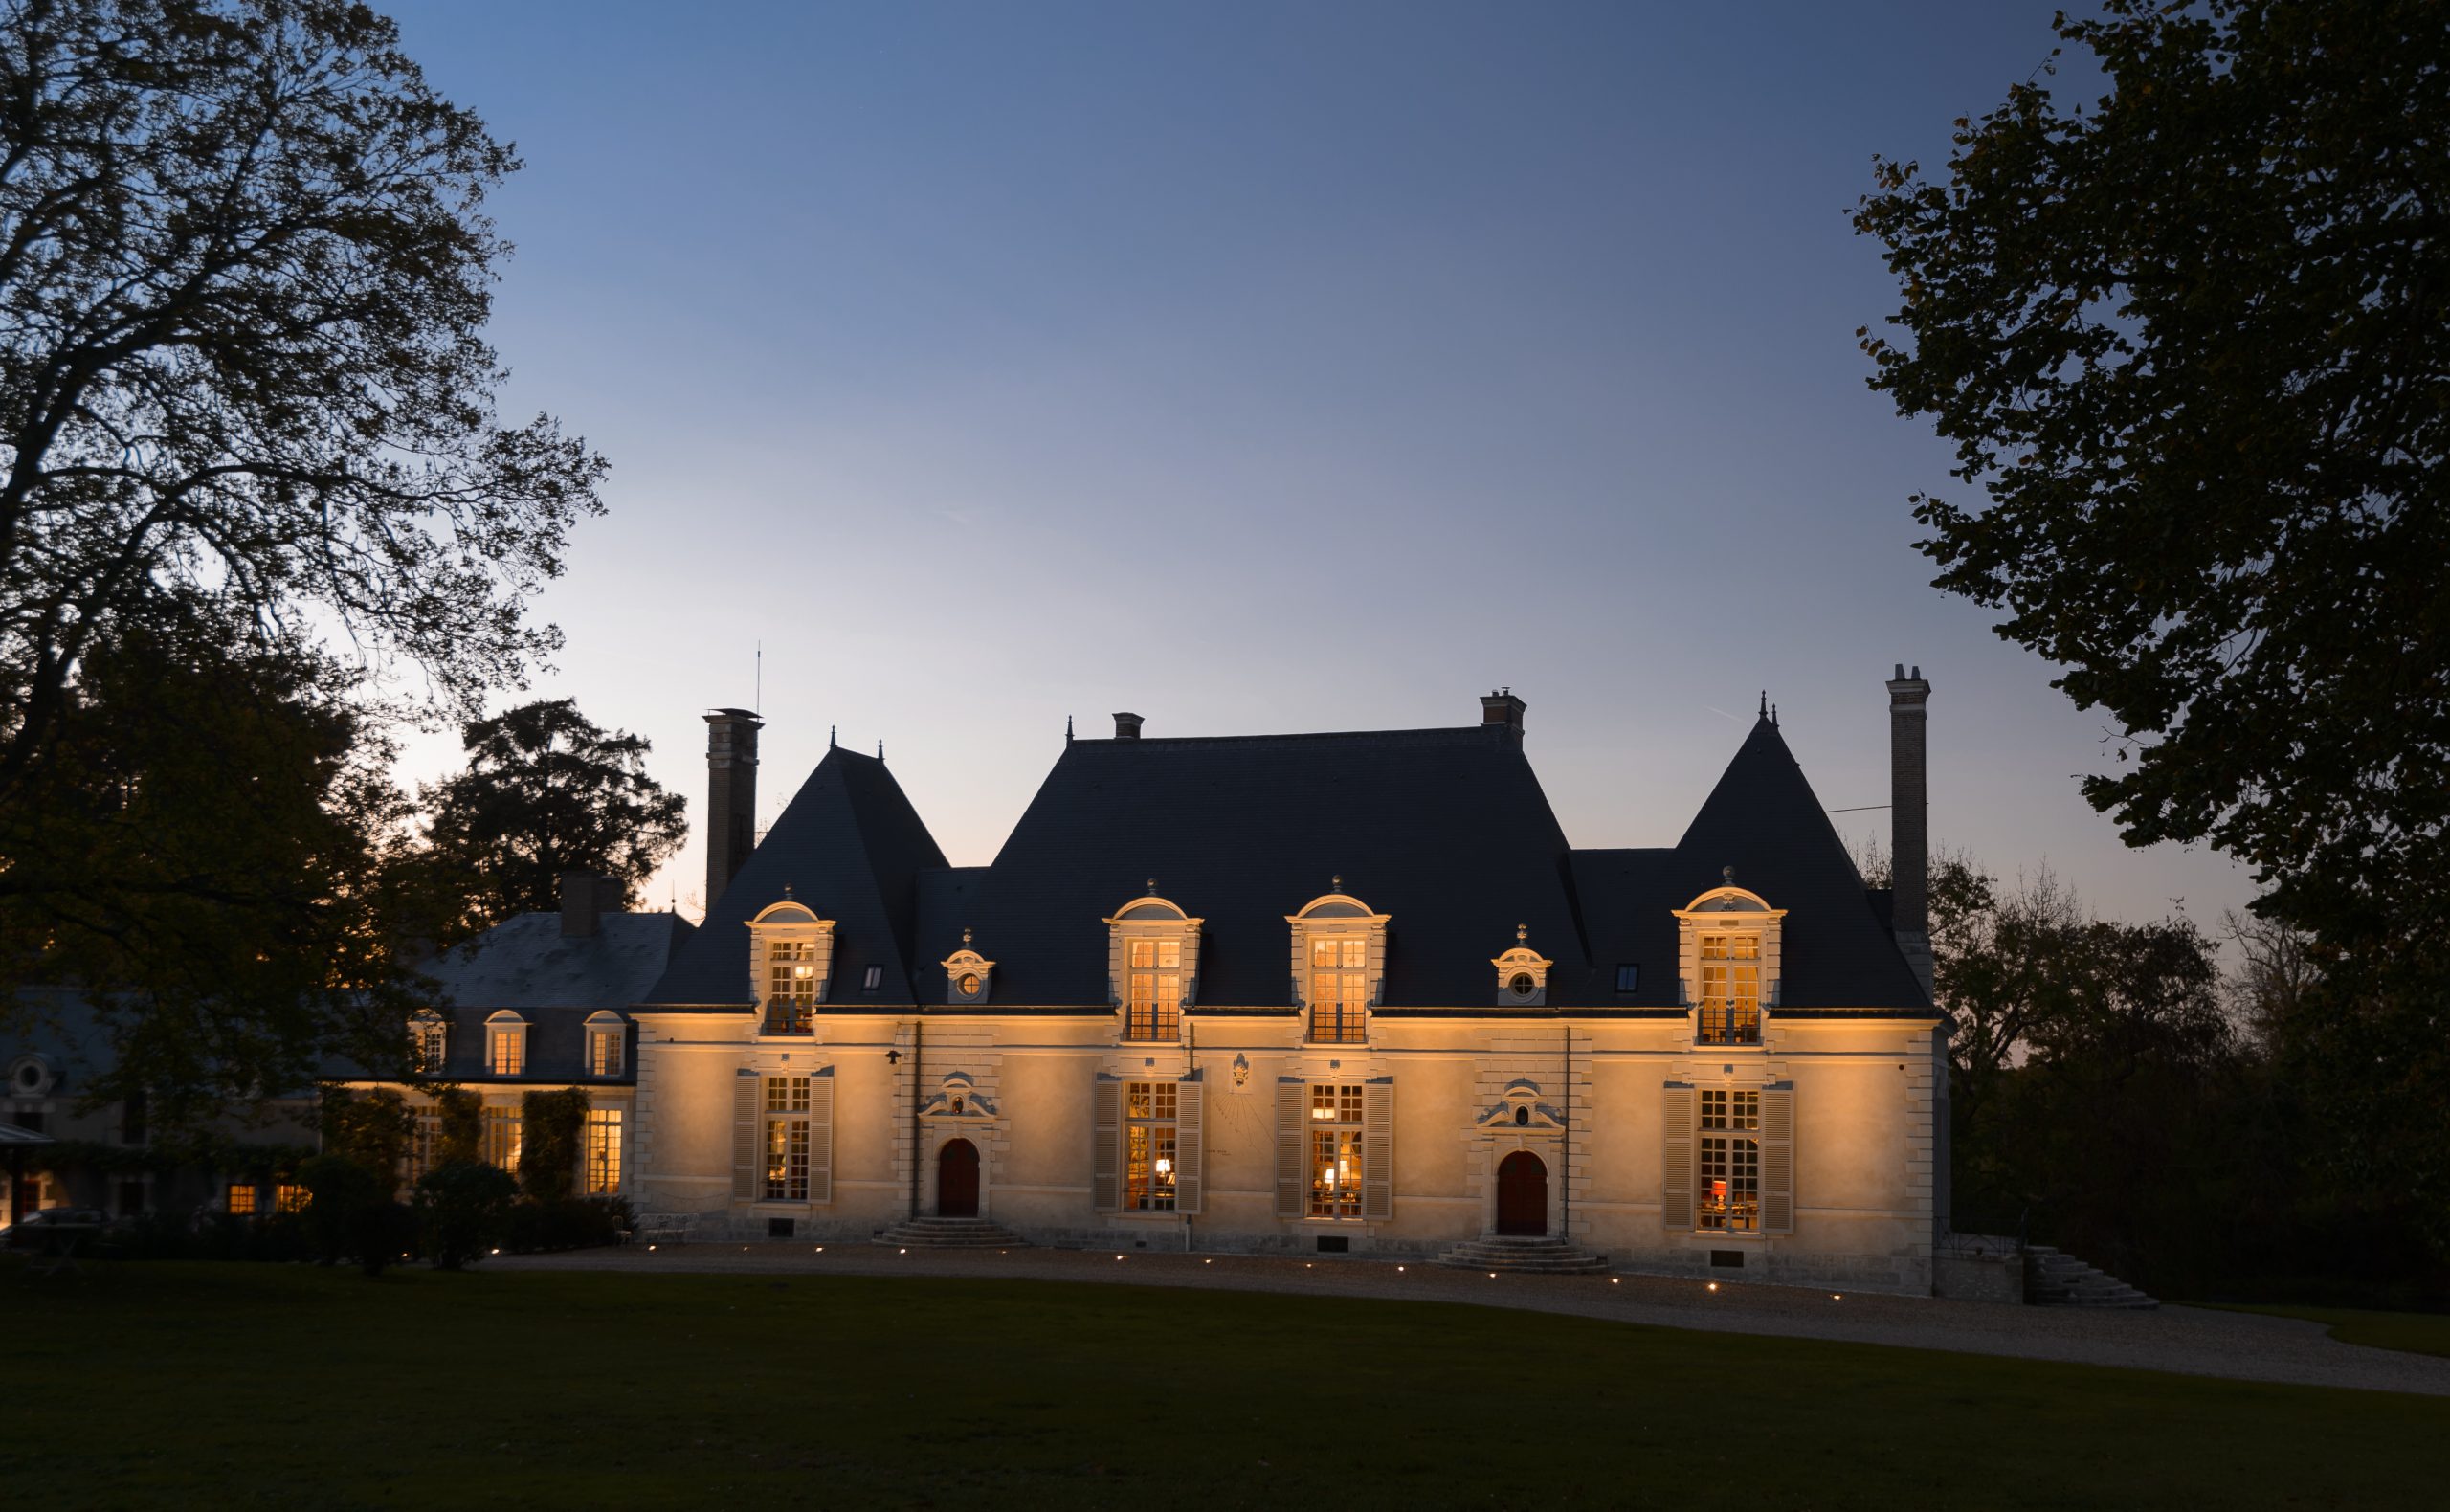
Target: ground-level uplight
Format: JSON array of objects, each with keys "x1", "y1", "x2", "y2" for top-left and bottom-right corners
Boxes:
[{"x1": 1707, "y1": 1281, "x2": 1719, "y2": 1292}]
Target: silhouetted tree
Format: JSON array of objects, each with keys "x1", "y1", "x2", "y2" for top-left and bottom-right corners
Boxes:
[{"x1": 414, "y1": 699, "x2": 687, "y2": 939}]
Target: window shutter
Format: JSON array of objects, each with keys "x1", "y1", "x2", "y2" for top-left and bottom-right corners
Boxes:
[
  {"x1": 731, "y1": 1071, "x2": 759, "y2": 1202},
  {"x1": 1091, "y1": 1078, "x2": 1121, "y2": 1212},
  {"x1": 1361, "y1": 1078, "x2": 1394, "y2": 1221},
  {"x1": 1760, "y1": 1082, "x2": 1795, "y2": 1234},
  {"x1": 808, "y1": 1069, "x2": 835, "y2": 1206},
  {"x1": 1275, "y1": 1078, "x2": 1304, "y2": 1218},
  {"x1": 1175, "y1": 1075, "x2": 1205, "y2": 1214},
  {"x1": 1661, "y1": 1082, "x2": 1695, "y2": 1231}
]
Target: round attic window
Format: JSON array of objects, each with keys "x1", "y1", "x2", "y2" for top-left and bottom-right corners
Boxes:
[
  {"x1": 957, "y1": 973, "x2": 981, "y2": 996},
  {"x1": 1508, "y1": 972, "x2": 1536, "y2": 997}
]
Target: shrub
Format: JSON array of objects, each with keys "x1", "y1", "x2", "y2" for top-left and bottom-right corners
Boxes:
[
  {"x1": 413, "y1": 1159, "x2": 518, "y2": 1270},
  {"x1": 299, "y1": 1153, "x2": 412, "y2": 1276},
  {"x1": 505, "y1": 1195, "x2": 634, "y2": 1254}
]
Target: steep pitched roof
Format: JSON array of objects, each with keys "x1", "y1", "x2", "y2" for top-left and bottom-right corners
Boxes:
[
  {"x1": 924, "y1": 724, "x2": 1591, "y2": 1008},
  {"x1": 641, "y1": 747, "x2": 947, "y2": 1007},
  {"x1": 1670, "y1": 715, "x2": 1928, "y2": 1011}
]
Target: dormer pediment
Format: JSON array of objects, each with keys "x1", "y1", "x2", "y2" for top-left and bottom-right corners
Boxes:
[{"x1": 943, "y1": 937, "x2": 994, "y2": 1004}]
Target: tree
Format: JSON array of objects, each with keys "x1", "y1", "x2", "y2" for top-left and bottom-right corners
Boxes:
[
  {"x1": 1851, "y1": 1, "x2": 2447, "y2": 973},
  {"x1": 414, "y1": 699, "x2": 687, "y2": 939},
  {"x1": 0, "y1": 0, "x2": 604, "y2": 803}
]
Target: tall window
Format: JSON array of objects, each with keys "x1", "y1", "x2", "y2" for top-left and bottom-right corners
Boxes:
[
  {"x1": 768, "y1": 940, "x2": 817, "y2": 1033},
  {"x1": 485, "y1": 1107, "x2": 523, "y2": 1173},
  {"x1": 1307, "y1": 938, "x2": 1369, "y2": 1043},
  {"x1": 1125, "y1": 939, "x2": 1183, "y2": 1040},
  {"x1": 488, "y1": 1019, "x2": 526, "y2": 1076},
  {"x1": 407, "y1": 1109, "x2": 440, "y2": 1184},
  {"x1": 1125, "y1": 1082, "x2": 1178, "y2": 1211},
  {"x1": 411, "y1": 1013, "x2": 448, "y2": 1073},
  {"x1": 1698, "y1": 1089, "x2": 1760, "y2": 1231},
  {"x1": 1307, "y1": 1083, "x2": 1364, "y2": 1217},
  {"x1": 589, "y1": 1023, "x2": 624, "y2": 1077},
  {"x1": 1698, "y1": 934, "x2": 1761, "y2": 1045},
  {"x1": 764, "y1": 1075, "x2": 811, "y2": 1201},
  {"x1": 586, "y1": 1108, "x2": 623, "y2": 1195}
]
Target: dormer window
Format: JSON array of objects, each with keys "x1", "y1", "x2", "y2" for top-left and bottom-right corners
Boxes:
[
  {"x1": 1672, "y1": 878, "x2": 1787, "y2": 1048},
  {"x1": 1288, "y1": 890, "x2": 1389, "y2": 1045},
  {"x1": 1490, "y1": 925, "x2": 1551, "y2": 1007},
  {"x1": 586, "y1": 1012, "x2": 626, "y2": 1078},
  {"x1": 749, "y1": 900, "x2": 835, "y2": 1034},
  {"x1": 1103, "y1": 893, "x2": 1203, "y2": 1043},
  {"x1": 485, "y1": 1012, "x2": 527, "y2": 1077},
  {"x1": 409, "y1": 1011, "x2": 448, "y2": 1074},
  {"x1": 943, "y1": 932, "x2": 994, "y2": 1004}
]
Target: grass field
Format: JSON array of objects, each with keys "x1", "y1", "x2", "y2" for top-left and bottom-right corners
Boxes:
[
  {"x1": 2217, "y1": 1302, "x2": 2450, "y2": 1360},
  {"x1": 4, "y1": 1260, "x2": 2443, "y2": 1510}
]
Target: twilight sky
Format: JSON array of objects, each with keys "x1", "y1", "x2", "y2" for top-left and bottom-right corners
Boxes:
[{"x1": 381, "y1": 0, "x2": 2257, "y2": 933}]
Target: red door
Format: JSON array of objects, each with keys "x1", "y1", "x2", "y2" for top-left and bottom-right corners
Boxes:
[
  {"x1": 938, "y1": 1139, "x2": 980, "y2": 1217},
  {"x1": 1495, "y1": 1151, "x2": 1547, "y2": 1235}
]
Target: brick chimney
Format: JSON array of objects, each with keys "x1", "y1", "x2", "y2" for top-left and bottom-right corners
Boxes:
[
  {"x1": 1886, "y1": 664, "x2": 1934, "y2": 998},
  {"x1": 704, "y1": 708, "x2": 763, "y2": 913},
  {"x1": 560, "y1": 872, "x2": 622, "y2": 938},
  {"x1": 1480, "y1": 688, "x2": 1526, "y2": 745},
  {"x1": 1112, "y1": 712, "x2": 1144, "y2": 740}
]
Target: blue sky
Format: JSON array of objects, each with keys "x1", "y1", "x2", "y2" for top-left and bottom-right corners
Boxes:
[{"x1": 383, "y1": 0, "x2": 2254, "y2": 932}]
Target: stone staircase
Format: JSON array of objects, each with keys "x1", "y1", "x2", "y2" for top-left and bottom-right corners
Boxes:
[
  {"x1": 1438, "y1": 1234, "x2": 1611, "y2": 1275},
  {"x1": 876, "y1": 1216, "x2": 1028, "y2": 1250},
  {"x1": 2024, "y1": 1245, "x2": 2158, "y2": 1308}
]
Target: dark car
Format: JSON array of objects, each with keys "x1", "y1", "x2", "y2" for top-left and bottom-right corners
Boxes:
[{"x1": 0, "y1": 1206, "x2": 108, "y2": 1248}]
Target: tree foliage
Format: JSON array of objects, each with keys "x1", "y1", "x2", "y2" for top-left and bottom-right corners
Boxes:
[
  {"x1": 1852, "y1": 0, "x2": 2448, "y2": 968},
  {"x1": 517, "y1": 1085, "x2": 588, "y2": 1203},
  {"x1": 412, "y1": 1157, "x2": 514, "y2": 1270},
  {"x1": 413, "y1": 698, "x2": 687, "y2": 939}
]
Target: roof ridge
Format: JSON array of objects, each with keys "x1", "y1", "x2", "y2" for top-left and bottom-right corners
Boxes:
[{"x1": 1073, "y1": 724, "x2": 1501, "y2": 750}]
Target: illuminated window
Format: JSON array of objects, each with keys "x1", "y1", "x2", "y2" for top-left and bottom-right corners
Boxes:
[
  {"x1": 586, "y1": 1108, "x2": 623, "y2": 1195},
  {"x1": 1307, "y1": 1083, "x2": 1365, "y2": 1218},
  {"x1": 764, "y1": 1076, "x2": 811, "y2": 1201},
  {"x1": 409, "y1": 1012, "x2": 448, "y2": 1073},
  {"x1": 275, "y1": 1183, "x2": 307, "y2": 1213},
  {"x1": 1125, "y1": 1082, "x2": 1178, "y2": 1211},
  {"x1": 588, "y1": 1014, "x2": 625, "y2": 1077},
  {"x1": 1308, "y1": 938, "x2": 1369, "y2": 1043},
  {"x1": 486, "y1": 1013, "x2": 527, "y2": 1076},
  {"x1": 1125, "y1": 939, "x2": 1183, "y2": 1041},
  {"x1": 1698, "y1": 1089, "x2": 1760, "y2": 1231},
  {"x1": 485, "y1": 1107, "x2": 522, "y2": 1173},
  {"x1": 227, "y1": 1183, "x2": 258, "y2": 1216},
  {"x1": 1698, "y1": 935, "x2": 1761, "y2": 1045},
  {"x1": 767, "y1": 938, "x2": 817, "y2": 1033}
]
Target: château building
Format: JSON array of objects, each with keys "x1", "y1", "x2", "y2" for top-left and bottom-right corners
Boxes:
[{"x1": 607, "y1": 674, "x2": 1950, "y2": 1293}]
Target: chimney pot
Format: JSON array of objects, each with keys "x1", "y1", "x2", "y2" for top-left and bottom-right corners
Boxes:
[
  {"x1": 561, "y1": 871, "x2": 616, "y2": 938},
  {"x1": 1112, "y1": 712, "x2": 1144, "y2": 740}
]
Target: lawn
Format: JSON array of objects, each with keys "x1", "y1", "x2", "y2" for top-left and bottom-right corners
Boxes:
[
  {"x1": 4, "y1": 1261, "x2": 2443, "y2": 1510},
  {"x1": 2217, "y1": 1303, "x2": 2450, "y2": 1360}
]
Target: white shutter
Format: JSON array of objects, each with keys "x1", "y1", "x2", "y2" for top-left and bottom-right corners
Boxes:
[
  {"x1": 1091, "y1": 1078, "x2": 1121, "y2": 1212},
  {"x1": 731, "y1": 1071, "x2": 759, "y2": 1202},
  {"x1": 1361, "y1": 1078, "x2": 1394, "y2": 1221},
  {"x1": 1760, "y1": 1082, "x2": 1795, "y2": 1234},
  {"x1": 808, "y1": 1069, "x2": 835, "y2": 1206},
  {"x1": 1275, "y1": 1078, "x2": 1304, "y2": 1218},
  {"x1": 1661, "y1": 1082, "x2": 1695, "y2": 1231},
  {"x1": 1174, "y1": 1075, "x2": 1205, "y2": 1214}
]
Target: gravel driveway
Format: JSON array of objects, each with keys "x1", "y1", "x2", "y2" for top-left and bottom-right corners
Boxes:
[{"x1": 494, "y1": 1242, "x2": 2450, "y2": 1397}]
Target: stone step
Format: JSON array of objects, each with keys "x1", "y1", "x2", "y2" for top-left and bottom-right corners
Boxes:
[
  {"x1": 2023, "y1": 1245, "x2": 2157, "y2": 1308},
  {"x1": 877, "y1": 1217, "x2": 1028, "y2": 1250},
  {"x1": 1438, "y1": 1234, "x2": 1611, "y2": 1274}
]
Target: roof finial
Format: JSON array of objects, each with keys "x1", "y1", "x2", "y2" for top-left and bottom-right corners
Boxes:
[
  {"x1": 1758, "y1": 690, "x2": 1768, "y2": 719},
  {"x1": 877, "y1": 739, "x2": 884, "y2": 763},
  {"x1": 1331, "y1": 874, "x2": 1343, "y2": 893},
  {"x1": 783, "y1": 883, "x2": 794, "y2": 900},
  {"x1": 961, "y1": 926, "x2": 971, "y2": 946},
  {"x1": 1146, "y1": 878, "x2": 1158, "y2": 896},
  {"x1": 1066, "y1": 714, "x2": 1074, "y2": 743},
  {"x1": 1771, "y1": 702, "x2": 1778, "y2": 726},
  {"x1": 1516, "y1": 922, "x2": 1527, "y2": 945},
  {"x1": 1723, "y1": 864, "x2": 1736, "y2": 886},
  {"x1": 829, "y1": 724, "x2": 836, "y2": 748}
]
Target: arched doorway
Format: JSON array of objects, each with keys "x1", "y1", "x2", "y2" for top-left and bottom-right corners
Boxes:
[
  {"x1": 1495, "y1": 1150, "x2": 1548, "y2": 1235},
  {"x1": 937, "y1": 1138, "x2": 980, "y2": 1217}
]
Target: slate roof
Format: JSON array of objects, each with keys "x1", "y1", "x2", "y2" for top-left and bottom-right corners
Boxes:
[
  {"x1": 324, "y1": 910, "x2": 691, "y2": 1084},
  {"x1": 643, "y1": 747, "x2": 947, "y2": 1007},
  {"x1": 636, "y1": 709, "x2": 1933, "y2": 1017}
]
